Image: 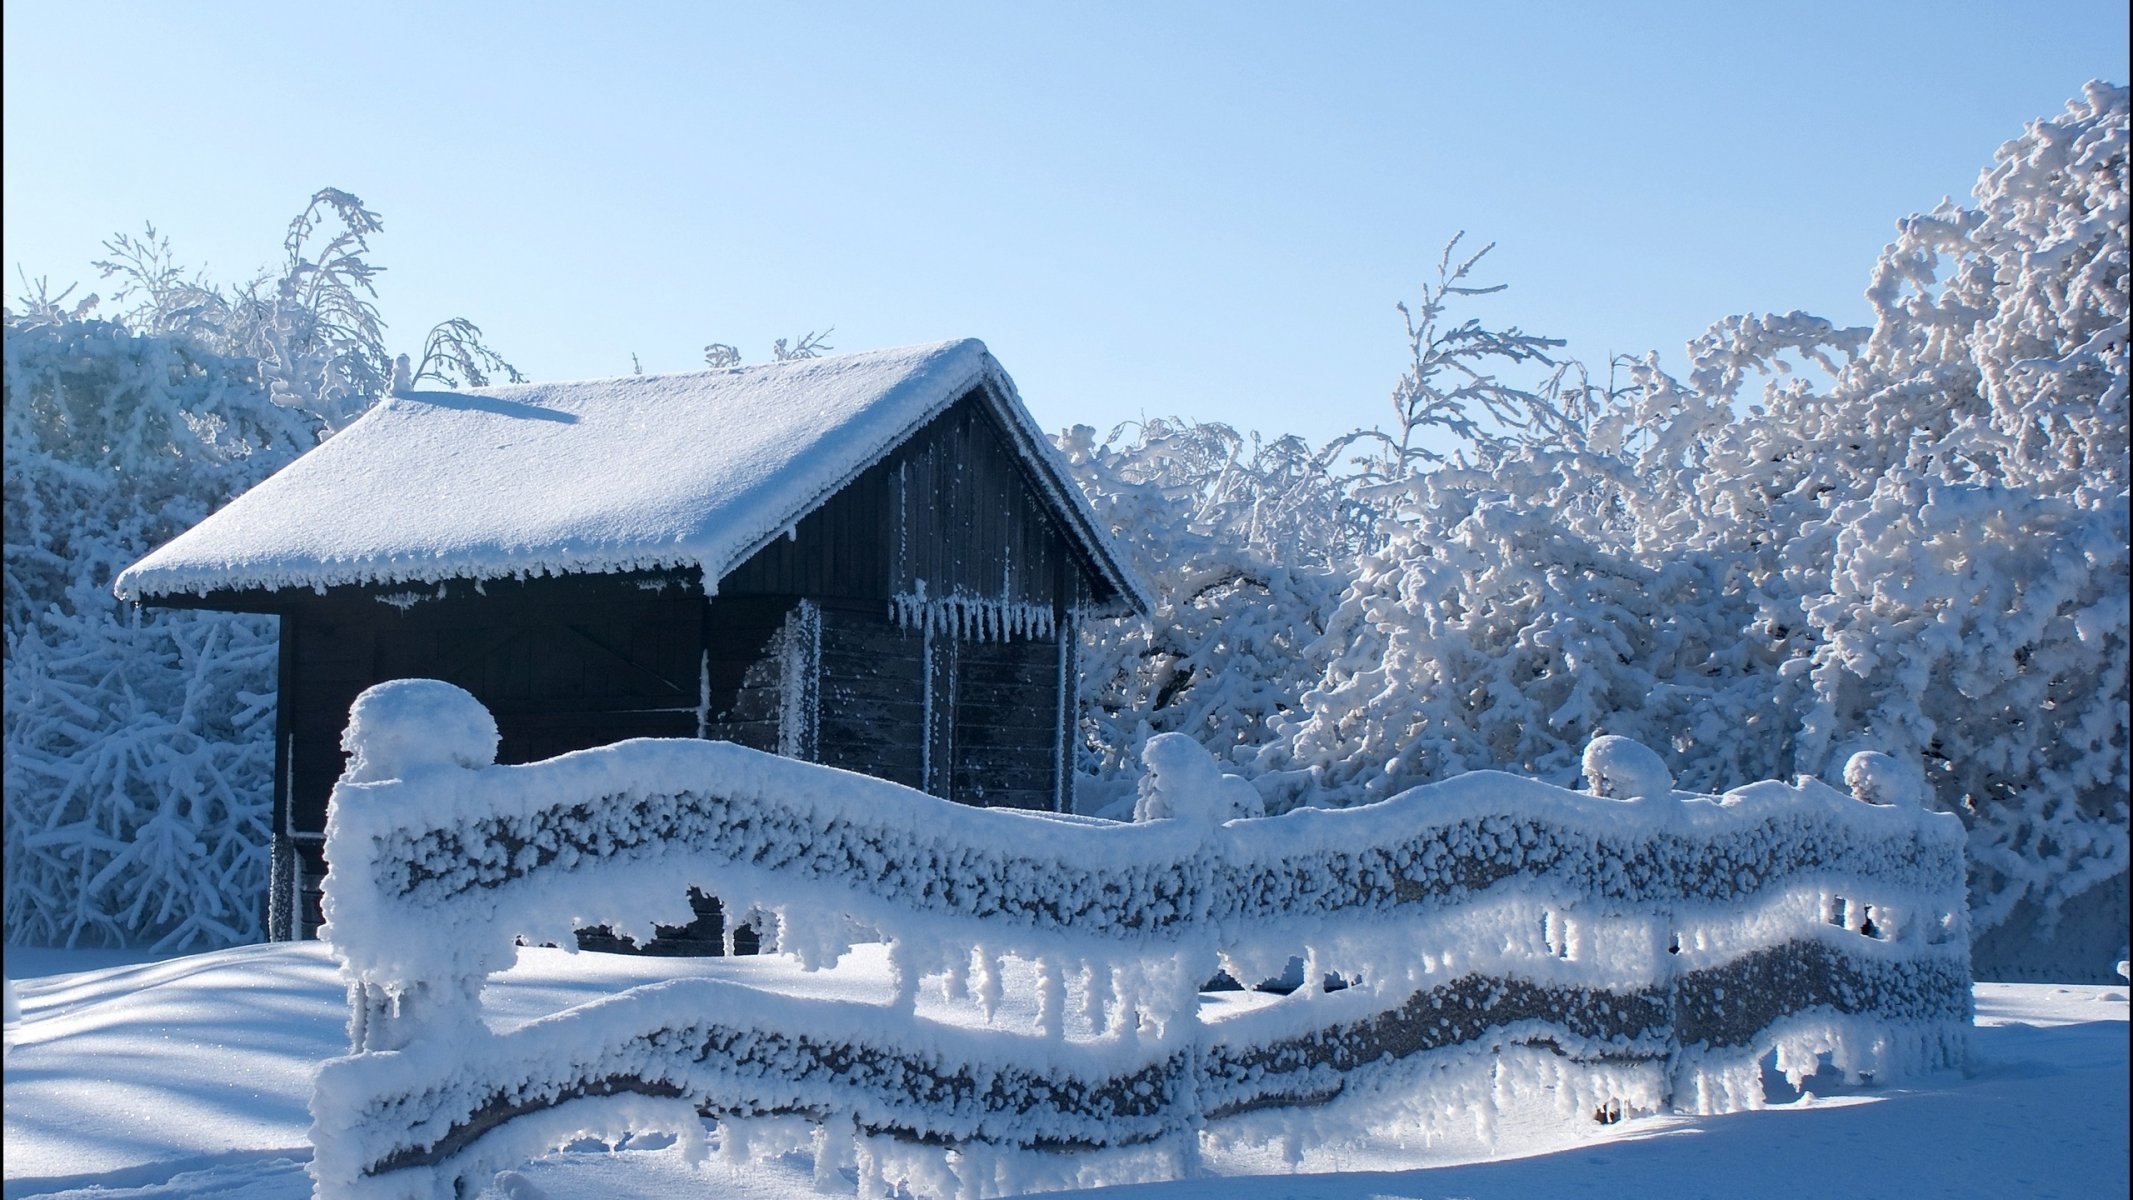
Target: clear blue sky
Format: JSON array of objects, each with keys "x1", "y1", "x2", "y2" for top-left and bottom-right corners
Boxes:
[{"x1": 4, "y1": 2, "x2": 2126, "y2": 446}]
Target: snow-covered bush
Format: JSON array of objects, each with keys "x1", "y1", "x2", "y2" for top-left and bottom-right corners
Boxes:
[
  {"x1": 1260, "y1": 470, "x2": 1769, "y2": 806},
  {"x1": 3, "y1": 190, "x2": 517, "y2": 950},
  {"x1": 1767, "y1": 83, "x2": 2128, "y2": 972},
  {"x1": 1183, "y1": 84, "x2": 2124, "y2": 976},
  {"x1": 1058, "y1": 420, "x2": 1350, "y2": 805},
  {"x1": 2, "y1": 316, "x2": 308, "y2": 949},
  {"x1": 94, "y1": 190, "x2": 522, "y2": 432}
]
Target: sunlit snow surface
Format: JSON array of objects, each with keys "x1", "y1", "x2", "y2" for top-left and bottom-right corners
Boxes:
[{"x1": 4, "y1": 944, "x2": 2125, "y2": 1200}]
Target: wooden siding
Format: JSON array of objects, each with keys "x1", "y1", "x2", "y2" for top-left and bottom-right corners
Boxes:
[
  {"x1": 701, "y1": 597, "x2": 812, "y2": 754},
  {"x1": 950, "y1": 634, "x2": 1061, "y2": 811},
  {"x1": 719, "y1": 388, "x2": 1101, "y2": 617},
  {"x1": 274, "y1": 570, "x2": 707, "y2": 936},
  {"x1": 890, "y1": 392, "x2": 1080, "y2": 612},
  {"x1": 720, "y1": 461, "x2": 897, "y2": 601},
  {"x1": 816, "y1": 601, "x2": 927, "y2": 789}
]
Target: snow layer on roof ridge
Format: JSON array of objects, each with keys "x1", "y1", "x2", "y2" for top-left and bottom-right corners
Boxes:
[{"x1": 113, "y1": 338, "x2": 1067, "y2": 602}]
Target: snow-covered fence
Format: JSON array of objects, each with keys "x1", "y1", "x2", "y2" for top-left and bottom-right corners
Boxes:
[{"x1": 310, "y1": 681, "x2": 1972, "y2": 1199}]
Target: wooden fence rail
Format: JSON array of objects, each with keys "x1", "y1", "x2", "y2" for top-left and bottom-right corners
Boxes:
[{"x1": 309, "y1": 680, "x2": 1971, "y2": 1199}]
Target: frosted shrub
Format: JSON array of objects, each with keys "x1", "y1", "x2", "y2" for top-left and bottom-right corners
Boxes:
[
  {"x1": 1781, "y1": 85, "x2": 2129, "y2": 966},
  {"x1": 1263, "y1": 474, "x2": 1762, "y2": 806},
  {"x1": 1259, "y1": 85, "x2": 2127, "y2": 976},
  {"x1": 1059, "y1": 420, "x2": 1349, "y2": 803},
  {"x1": 3, "y1": 318, "x2": 307, "y2": 949},
  {"x1": 4, "y1": 190, "x2": 516, "y2": 950}
]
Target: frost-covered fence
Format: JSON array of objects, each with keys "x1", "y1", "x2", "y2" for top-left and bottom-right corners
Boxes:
[{"x1": 310, "y1": 682, "x2": 1972, "y2": 1200}]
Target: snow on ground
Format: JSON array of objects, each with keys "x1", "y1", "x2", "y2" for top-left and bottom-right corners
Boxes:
[{"x1": 3, "y1": 943, "x2": 2125, "y2": 1200}]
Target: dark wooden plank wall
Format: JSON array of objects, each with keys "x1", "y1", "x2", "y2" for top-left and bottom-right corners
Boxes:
[
  {"x1": 721, "y1": 459, "x2": 895, "y2": 601},
  {"x1": 950, "y1": 634, "x2": 1061, "y2": 810},
  {"x1": 890, "y1": 392, "x2": 1076, "y2": 612},
  {"x1": 720, "y1": 389, "x2": 1106, "y2": 619},
  {"x1": 365, "y1": 573, "x2": 704, "y2": 764},
  {"x1": 275, "y1": 570, "x2": 706, "y2": 936},
  {"x1": 816, "y1": 601, "x2": 927, "y2": 789},
  {"x1": 701, "y1": 596, "x2": 810, "y2": 754}
]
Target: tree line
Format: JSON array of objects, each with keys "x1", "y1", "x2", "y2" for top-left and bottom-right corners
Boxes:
[{"x1": 5, "y1": 85, "x2": 2124, "y2": 979}]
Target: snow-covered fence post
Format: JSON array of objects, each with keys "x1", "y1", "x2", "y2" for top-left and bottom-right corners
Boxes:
[
  {"x1": 322, "y1": 679, "x2": 503, "y2": 1055},
  {"x1": 1130, "y1": 732, "x2": 1254, "y2": 1154},
  {"x1": 305, "y1": 705, "x2": 1970, "y2": 1195},
  {"x1": 1579, "y1": 735, "x2": 1686, "y2": 1118}
]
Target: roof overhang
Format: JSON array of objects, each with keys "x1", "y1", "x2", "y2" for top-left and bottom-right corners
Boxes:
[{"x1": 116, "y1": 339, "x2": 1152, "y2": 620}]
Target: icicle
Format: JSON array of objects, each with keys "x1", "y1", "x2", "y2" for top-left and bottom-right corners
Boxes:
[
  {"x1": 889, "y1": 938, "x2": 918, "y2": 1016},
  {"x1": 1037, "y1": 954, "x2": 1066, "y2": 1040},
  {"x1": 1080, "y1": 959, "x2": 1113, "y2": 1037},
  {"x1": 719, "y1": 1116, "x2": 750, "y2": 1166},
  {"x1": 855, "y1": 1135, "x2": 887, "y2": 1200},
  {"x1": 1091, "y1": 959, "x2": 1111, "y2": 1032},
  {"x1": 941, "y1": 945, "x2": 969, "y2": 1004},
  {"x1": 1114, "y1": 968, "x2": 1140, "y2": 1043},
  {"x1": 813, "y1": 1113, "x2": 857, "y2": 1194},
  {"x1": 973, "y1": 946, "x2": 1002, "y2": 1021}
]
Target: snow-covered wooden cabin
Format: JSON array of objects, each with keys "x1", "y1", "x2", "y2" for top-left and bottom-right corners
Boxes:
[{"x1": 116, "y1": 339, "x2": 1150, "y2": 940}]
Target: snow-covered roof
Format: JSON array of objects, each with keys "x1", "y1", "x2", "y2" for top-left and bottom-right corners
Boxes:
[{"x1": 116, "y1": 338, "x2": 1149, "y2": 613}]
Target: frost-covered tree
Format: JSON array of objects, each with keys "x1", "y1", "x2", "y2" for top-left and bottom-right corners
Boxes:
[
  {"x1": 3, "y1": 190, "x2": 517, "y2": 949},
  {"x1": 1058, "y1": 419, "x2": 1352, "y2": 813},
  {"x1": 1270, "y1": 83, "x2": 2127, "y2": 977},
  {"x1": 3, "y1": 317, "x2": 305, "y2": 948},
  {"x1": 1780, "y1": 83, "x2": 2130, "y2": 976},
  {"x1": 704, "y1": 327, "x2": 836, "y2": 369},
  {"x1": 95, "y1": 189, "x2": 520, "y2": 431},
  {"x1": 1259, "y1": 337, "x2": 1785, "y2": 808},
  {"x1": 1331, "y1": 234, "x2": 1569, "y2": 490}
]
